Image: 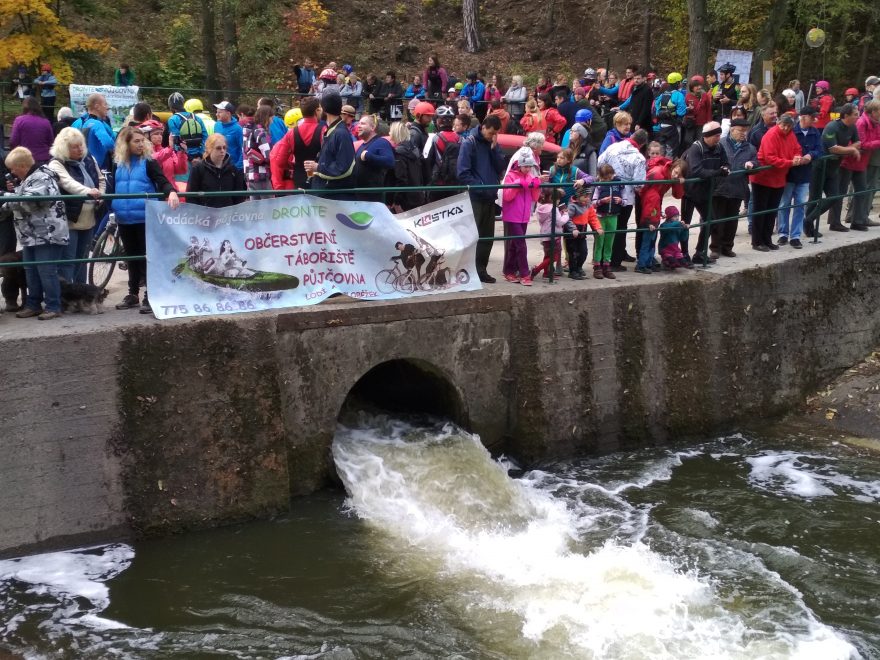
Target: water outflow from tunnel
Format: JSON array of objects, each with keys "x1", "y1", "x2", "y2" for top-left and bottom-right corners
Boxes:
[{"x1": 331, "y1": 416, "x2": 859, "y2": 659}]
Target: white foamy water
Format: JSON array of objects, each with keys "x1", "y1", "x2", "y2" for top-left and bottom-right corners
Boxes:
[
  {"x1": 747, "y1": 451, "x2": 880, "y2": 501},
  {"x1": 0, "y1": 543, "x2": 133, "y2": 640},
  {"x1": 332, "y1": 418, "x2": 859, "y2": 659}
]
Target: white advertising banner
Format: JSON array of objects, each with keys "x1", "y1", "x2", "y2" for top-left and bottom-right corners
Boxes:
[
  {"x1": 145, "y1": 193, "x2": 480, "y2": 320},
  {"x1": 68, "y1": 84, "x2": 140, "y2": 132}
]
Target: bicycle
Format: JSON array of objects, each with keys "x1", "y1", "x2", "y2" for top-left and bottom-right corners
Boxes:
[
  {"x1": 375, "y1": 256, "x2": 418, "y2": 294},
  {"x1": 88, "y1": 213, "x2": 124, "y2": 289},
  {"x1": 417, "y1": 251, "x2": 470, "y2": 290}
]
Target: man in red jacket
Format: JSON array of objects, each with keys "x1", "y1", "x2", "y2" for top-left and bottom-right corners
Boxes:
[
  {"x1": 270, "y1": 97, "x2": 322, "y2": 190},
  {"x1": 749, "y1": 115, "x2": 802, "y2": 251}
]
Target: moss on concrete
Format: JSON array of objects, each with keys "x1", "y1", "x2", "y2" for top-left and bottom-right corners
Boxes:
[
  {"x1": 507, "y1": 298, "x2": 553, "y2": 462},
  {"x1": 613, "y1": 289, "x2": 648, "y2": 447},
  {"x1": 113, "y1": 318, "x2": 289, "y2": 536},
  {"x1": 661, "y1": 280, "x2": 715, "y2": 438}
]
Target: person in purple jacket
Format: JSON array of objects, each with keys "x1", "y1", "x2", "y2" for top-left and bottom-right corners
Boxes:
[{"x1": 9, "y1": 97, "x2": 54, "y2": 164}]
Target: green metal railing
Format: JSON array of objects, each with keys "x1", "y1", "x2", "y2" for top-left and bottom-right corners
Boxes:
[{"x1": 8, "y1": 157, "x2": 877, "y2": 288}]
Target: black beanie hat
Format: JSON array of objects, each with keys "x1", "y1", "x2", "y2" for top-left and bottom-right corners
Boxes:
[{"x1": 321, "y1": 91, "x2": 343, "y2": 116}]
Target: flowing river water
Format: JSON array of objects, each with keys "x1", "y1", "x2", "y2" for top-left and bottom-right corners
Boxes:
[{"x1": 1, "y1": 415, "x2": 878, "y2": 659}]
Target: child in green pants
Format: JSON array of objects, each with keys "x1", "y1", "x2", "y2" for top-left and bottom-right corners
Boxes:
[{"x1": 591, "y1": 164, "x2": 624, "y2": 279}]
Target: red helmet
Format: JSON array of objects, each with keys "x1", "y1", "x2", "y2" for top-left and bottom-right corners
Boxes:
[
  {"x1": 845, "y1": 87, "x2": 859, "y2": 97},
  {"x1": 413, "y1": 101, "x2": 436, "y2": 117},
  {"x1": 138, "y1": 119, "x2": 163, "y2": 134},
  {"x1": 690, "y1": 75, "x2": 705, "y2": 86}
]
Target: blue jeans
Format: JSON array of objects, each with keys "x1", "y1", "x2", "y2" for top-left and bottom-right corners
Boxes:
[
  {"x1": 777, "y1": 181, "x2": 809, "y2": 239},
  {"x1": 60, "y1": 227, "x2": 93, "y2": 283},
  {"x1": 22, "y1": 244, "x2": 62, "y2": 312},
  {"x1": 637, "y1": 228, "x2": 657, "y2": 268}
]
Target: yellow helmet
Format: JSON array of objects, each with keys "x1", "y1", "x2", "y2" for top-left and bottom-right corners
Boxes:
[
  {"x1": 284, "y1": 107, "x2": 303, "y2": 127},
  {"x1": 666, "y1": 72, "x2": 683, "y2": 85},
  {"x1": 183, "y1": 98, "x2": 204, "y2": 113}
]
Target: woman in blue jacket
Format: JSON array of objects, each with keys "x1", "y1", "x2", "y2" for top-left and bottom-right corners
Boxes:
[{"x1": 112, "y1": 126, "x2": 180, "y2": 315}]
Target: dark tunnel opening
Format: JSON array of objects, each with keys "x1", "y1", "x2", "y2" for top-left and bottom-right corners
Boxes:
[{"x1": 337, "y1": 359, "x2": 467, "y2": 426}]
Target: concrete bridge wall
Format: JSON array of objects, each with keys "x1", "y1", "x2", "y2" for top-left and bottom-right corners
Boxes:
[{"x1": 1, "y1": 239, "x2": 878, "y2": 557}]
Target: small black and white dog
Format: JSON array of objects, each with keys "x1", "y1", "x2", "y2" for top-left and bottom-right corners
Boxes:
[{"x1": 60, "y1": 279, "x2": 108, "y2": 314}]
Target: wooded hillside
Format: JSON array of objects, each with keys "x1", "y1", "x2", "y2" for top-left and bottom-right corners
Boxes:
[{"x1": 2, "y1": 0, "x2": 878, "y2": 93}]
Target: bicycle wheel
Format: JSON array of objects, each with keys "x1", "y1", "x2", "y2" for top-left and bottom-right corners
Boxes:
[
  {"x1": 456, "y1": 269, "x2": 470, "y2": 284},
  {"x1": 89, "y1": 229, "x2": 121, "y2": 289},
  {"x1": 375, "y1": 269, "x2": 398, "y2": 294},
  {"x1": 395, "y1": 271, "x2": 417, "y2": 294}
]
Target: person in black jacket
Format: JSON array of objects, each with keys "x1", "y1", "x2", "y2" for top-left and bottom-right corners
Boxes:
[
  {"x1": 186, "y1": 133, "x2": 246, "y2": 208},
  {"x1": 618, "y1": 73, "x2": 654, "y2": 133},
  {"x1": 683, "y1": 122, "x2": 729, "y2": 263}
]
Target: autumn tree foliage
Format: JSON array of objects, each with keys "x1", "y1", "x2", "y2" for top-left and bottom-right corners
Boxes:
[
  {"x1": 0, "y1": 0, "x2": 110, "y2": 82},
  {"x1": 285, "y1": 0, "x2": 330, "y2": 47}
]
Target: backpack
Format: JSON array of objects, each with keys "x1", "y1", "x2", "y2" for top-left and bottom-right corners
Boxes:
[
  {"x1": 431, "y1": 133, "x2": 461, "y2": 185},
  {"x1": 656, "y1": 91, "x2": 676, "y2": 123},
  {"x1": 175, "y1": 112, "x2": 203, "y2": 150}
]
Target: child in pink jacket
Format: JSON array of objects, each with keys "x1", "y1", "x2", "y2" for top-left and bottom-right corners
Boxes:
[
  {"x1": 139, "y1": 120, "x2": 187, "y2": 185},
  {"x1": 501, "y1": 149, "x2": 541, "y2": 285},
  {"x1": 531, "y1": 187, "x2": 568, "y2": 278}
]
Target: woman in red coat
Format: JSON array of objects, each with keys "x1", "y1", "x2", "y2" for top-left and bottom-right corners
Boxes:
[
  {"x1": 749, "y1": 115, "x2": 803, "y2": 251},
  {"x1": 639, "y1": 155, "x2": 688, "y2": 226},
  {"x1": 534, "y1": 94, "x2": 567, "y2": 144}
]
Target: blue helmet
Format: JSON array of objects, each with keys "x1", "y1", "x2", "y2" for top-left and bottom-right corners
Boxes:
[{"x1": 575, "y1": 108, "x2": 593, "y2": 123}]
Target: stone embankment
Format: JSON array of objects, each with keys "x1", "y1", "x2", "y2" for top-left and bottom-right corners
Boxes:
[{"x1": 1, "y1": 229, "x2": 879, "y2": 558}]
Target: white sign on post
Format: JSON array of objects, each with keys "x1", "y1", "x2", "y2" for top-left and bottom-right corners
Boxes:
[
  {"x1": 68, "y1": 84, "x2": 140, "y2": 133},
  {"x1": 713, "y1": 50, "x2": 754, "y2": 85}
]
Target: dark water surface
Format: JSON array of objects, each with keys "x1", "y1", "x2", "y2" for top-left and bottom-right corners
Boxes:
[{"x1": 1, "y1": 419, "x2": 878, "y2": 659}]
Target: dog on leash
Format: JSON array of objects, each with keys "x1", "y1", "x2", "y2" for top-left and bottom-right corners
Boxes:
[
  {"x1": 0, "y1": 250, "x2": 27, "y2": 312},
  {"x1": 60, "y1": 279, "x2": 108, "y2": 314}
]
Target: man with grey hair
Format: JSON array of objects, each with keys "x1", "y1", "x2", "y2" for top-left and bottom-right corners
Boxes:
[
  {"x1": 860, "y1": 76, "x2": 879, "y2": 113},
  {"x1": 804, "y1": 103, "x2": 861, "y2": 234},
  {"x1": 53, "y1": 106, "x2": 75, "y2": 136},
  {"x1": 748, "y1": 103, "x2": 778, "y2": 148},
  {"x1": 840, "y1": 99, "x2": 880, "y2": 229}
]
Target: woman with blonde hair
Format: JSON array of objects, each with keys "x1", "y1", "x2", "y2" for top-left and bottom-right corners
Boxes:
[
  {"x1": 599, "y1": 110, "x2": 632, "y2": 154},
  {"x1": 48, "y1": 127, "x2": 106, "y2": 283},
  {"x1": 389, "y1": 121, "x2": 424, "y2": 211},
  {"x1": 188, "y1": 132, "x2": 246, "y2": 206},
  {"x1": 111, "y1": 125, "x2": 180, "y2": 314}
]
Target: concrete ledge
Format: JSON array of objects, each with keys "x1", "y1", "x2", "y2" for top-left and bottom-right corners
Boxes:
[{"x1": 1, "y1": 233, "x2": 879, "y2": 555}]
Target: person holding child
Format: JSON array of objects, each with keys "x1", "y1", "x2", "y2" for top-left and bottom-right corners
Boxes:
[
  {"x1": 547, "y1": 148, "x2": 592, "y2": 205},
  {"x1": 501, "y1": 148, "x2": 542, "y2": 285},
  {"x1": 638, "y1": 153, "x2": 688, "y2": 272},
  {"x1": 563, "y1": 188, "x2": 603, "y2": 280}
]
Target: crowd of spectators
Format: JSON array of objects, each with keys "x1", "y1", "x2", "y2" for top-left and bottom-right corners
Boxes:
[{"x1": 1, "y1": 57, "x2": 878, "y2": 315}]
